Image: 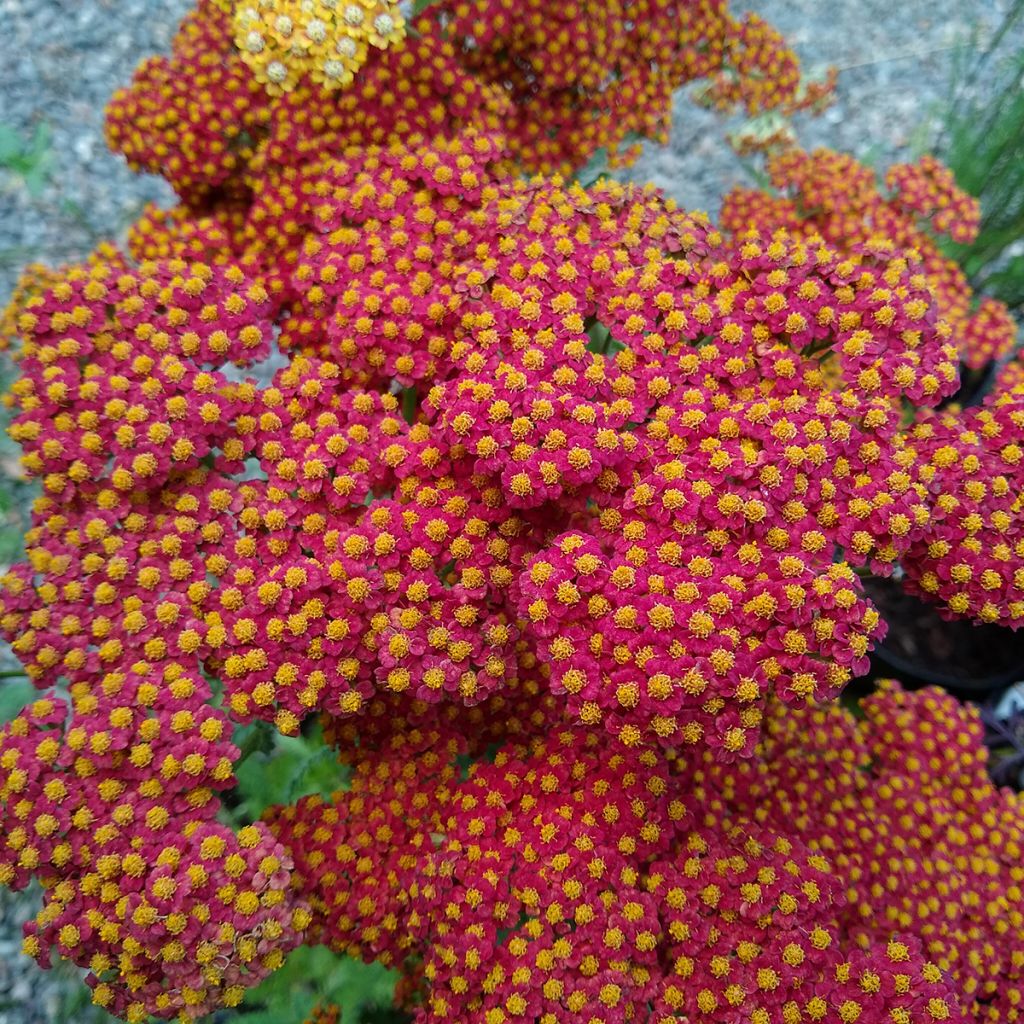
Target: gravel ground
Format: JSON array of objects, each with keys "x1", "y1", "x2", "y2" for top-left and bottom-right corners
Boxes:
[
  {"x1": 625, "y1": 0, "x2": 1020, "y2": 214},
  {"x1": 0, "y1": 1, "x2": 1021, "y2": 1021},
  {"x1": 0, "y1": 0, "x2": 189, "y2": 304}
]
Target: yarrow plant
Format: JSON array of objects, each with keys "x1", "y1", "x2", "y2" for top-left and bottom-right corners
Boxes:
[{"x1": 0, "y1": 1, "x2": 1022, "y2": 1022}]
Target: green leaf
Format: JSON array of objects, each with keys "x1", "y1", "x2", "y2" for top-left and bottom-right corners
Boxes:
[
  {"x1": 936, "y1": 38, "x2": 1024, "y2": 311},
  {"x1": 29, "y1": 121, "x2": 52, "y2": 157},
  {"x1": 235, "y1": 719, "x2": 277, "y2": 762},
  {"x1": 230, "y1": 721, "x2": 349, "y2": 823},
  {"x1": 576, "y1": 147, "x2": 609, "y2": 189},
  {"x1": 401, "y1": 386, "x2": 417, "y2": 424},
  {"x1": 0, "y1": 123, "x2": 23, "y2": 164},
  {"x1": 240, "y1": 946, "x2": 399, "y2": 1023},
  {"x1": 585, "y1": 320, "x2": 611, "y2": 353},
  {"x1": 22, "y1": 163, "x2": 49, "y2": 197},
  {"x1": 0, "y1": 121, "x2": 51, "y2": 194},
  {"x1": 0, "y1": 678, "x2": 34, "y2": 723}
]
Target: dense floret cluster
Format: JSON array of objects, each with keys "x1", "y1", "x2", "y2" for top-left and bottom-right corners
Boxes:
[
  {"x1": 0, "y1": 1, "x2": 1022, "y2": 1022},
  {"x1": 686, "y1": 682, "x2": 1024, "y2": 1024},
  {"x1": 0, "y1": 667, "x2": 310, "y2": 1022},
  {"x1": 104, "y1": 0, "x2": 831, "y2": 198},
  {"x1": 721, "y1": 148, "x2": 1018, "y2": 373},
  {"x1": 901, "y1": 391, "x2": 1024, "y2": 625},
  {"x1": 267, "y1": 682, "x2": 1024, "y2": 1024}
]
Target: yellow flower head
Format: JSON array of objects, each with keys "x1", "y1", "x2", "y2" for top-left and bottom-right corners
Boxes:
[{"x1": 213, "y1": 0, "x2": 405, "y2": 94}]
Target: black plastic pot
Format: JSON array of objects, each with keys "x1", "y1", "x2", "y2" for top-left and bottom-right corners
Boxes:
[{"x1": 865, "y1": 576, "x2": 1024, "y2": 697}]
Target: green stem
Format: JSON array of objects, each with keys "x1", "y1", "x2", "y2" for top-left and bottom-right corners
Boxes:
[{"x1": 402, "y1": 386, "x2": 417, "y2": 425}]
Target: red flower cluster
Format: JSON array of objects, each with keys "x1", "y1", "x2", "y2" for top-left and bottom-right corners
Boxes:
[
  {"x1": 0, "y1": 128, "x2": 986, "y2": 1010},
  {"x1": 960, "y1": 297, "x2": 1020, "y2": 372},
  {"x1": 901, "y1": 390, "x2": 1024, "y2": 626},
  {"x1": 417, "y1": 1, "x2": 832, "y2": 173},
  {"x1": 268, "y1": 684, "x2": 980, "y2": 1024},
  {"x1": 698, "y1": 12, "x2": 836, "y2": 117},
  {"x1": 721, "y1": 148, "x2": 1017, "y2": 372},
  {"x1": 105, "y1": 2, "x2": 511, "y2": 204},
  {"x1": 0, "y1": 250, "x2": 311, "y2": 1019},
  {"x1": 7, "y1": 257, "x2": 273, "y2": 506},
  {"x1": 687, "y1": 681, "x2": 1024, "y2": 1023},
  {"x1": 104, "y1": 0, "x2": 826, "y2": 202},
  {"x1": 170, "y1": 159, "x2": 963, "y2": 755},
  {"x1": 885, "y1": 154, "x2": 981, "y2": 245},
  {"x1": 0, "y1": 663, "x2": 309, "y2": 1022},
  {"x1": 105, "y1": 2, "x2": 272, "y2": 203}
]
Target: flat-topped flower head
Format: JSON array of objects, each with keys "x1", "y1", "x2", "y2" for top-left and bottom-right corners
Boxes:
[
  {"x1": 417, "y1": 0, "x2": 831, "y2": 175},
  {"x1": 7, "y1": 253, "x2": 275, "y2": 505},
  {"x1": 684, "y1": 681, "x2": 1023, "y2": 1022},
  {"x1": 721, "y1": 148, "x2": 1015, "y2": 375},
  {"x1": 901, "y1": 392, "x2": 1024, "y2": 627},
  {"x1": 212, "y1": 0, "x2": 405, "y2": 95},
  {"x1": 0, "y1": 663, "x2": 309, "y2": 1020},
  {"x1": 3, "y1": 7, "x2": 1019, "y2": 1019},
  {"x1": 269, "y1": 708, "x2": 967, "y2": 1024}
]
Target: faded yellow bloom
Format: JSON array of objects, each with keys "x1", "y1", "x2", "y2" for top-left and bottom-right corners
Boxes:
[{"x1": 214, "y1": 0, "x2": 405, "y2": 94}]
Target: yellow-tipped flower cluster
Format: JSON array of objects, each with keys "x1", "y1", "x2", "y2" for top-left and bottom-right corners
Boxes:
[{"x1": 211, "y1": 0, "x2": 405, "y2": 93}]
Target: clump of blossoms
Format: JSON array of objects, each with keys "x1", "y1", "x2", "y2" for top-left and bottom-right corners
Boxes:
[
  {"x1": 0, "y1": 1, "x2": 1023, "y2": 1022},
  {"x1": 413, "y1": 0, "x2": 833, "y2": 173},
  {"x1": 267, "y1": 689, "x2": 973, "y2": 1024},
  {"x1": 695, "y1": 11, "x2": 836, "y2": 118},
  {"x1": 210, "y1": 0, "x2": 406, "y2": 93},
  {"x1": 719, "y1": 144, "x2": 1024, "y2": 626},
  {"x1": 0, "y1": 665, "x2": 310, "y2": 1021},
  {"x1": 104, "y1": 1, "x2": 511, "y2": 202},
  {"x1": 900, "y1": 389, "x2": 1024, "y2": 625},
  {"x1": 720, "y1": 147, "x2": 1018, "y2": 374},
  {"x1": 104, "y1": 0, "x2": 830, "y2": 202},
  {"x1": 686, "y1": 681, "x2": 1024, "y2": 1023}
]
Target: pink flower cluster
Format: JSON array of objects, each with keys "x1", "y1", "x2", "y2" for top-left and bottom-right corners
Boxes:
[
  {"x1": 267, "y1": 684, "x2": 979, "y2": 1024},
  {"x1": 688, "y1": 681, "x2": 1024, "y2": 1022},
  {"x1": 721, "y1": 148, "x2": 1018, "y2": 372},
  {"x1": 901, "y1": 390, "x2": 1024, "y2": 624},
  {"x1": 0, "y1": 664, "x2": 309, "y2": 1022}
]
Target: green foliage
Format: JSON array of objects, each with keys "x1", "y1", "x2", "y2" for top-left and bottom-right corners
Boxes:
[
  {"x1": 0, "y1": 675, "x2": 33, "y2": 721},
  {"x1": 226, "y1": 723, "x2": 411, "y2": 1021},
  {"x1": 936, "y1": 2, "x2": 1024, "y2": 312},
  {"x1": 228, "y1": 720, "x2": 350, "y2": 823},
  {"x1": 585, "y1": 319, "x2": 625, "y2": 357},
  {"x1": 0, "y1": 121, "x2": 54, "y2": 198},
  {"x1": 576, "y1": 147, "x2": 612, "y2": 189},
  {"x1": 238, "y1": 946, "x2": 402, "y2": 1024}
]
